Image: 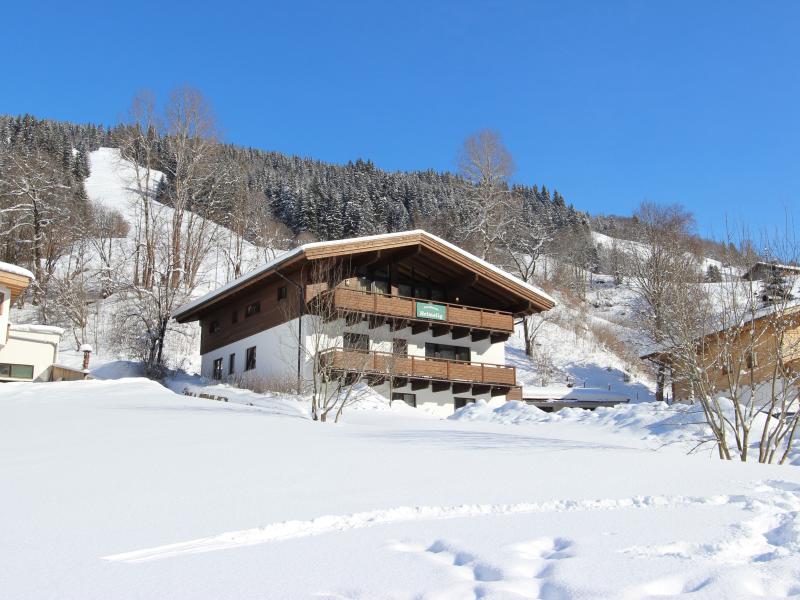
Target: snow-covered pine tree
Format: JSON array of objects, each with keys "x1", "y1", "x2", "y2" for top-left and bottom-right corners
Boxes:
[{"x1": 761, "y1": 265, "x2": 794, "y2": 304}]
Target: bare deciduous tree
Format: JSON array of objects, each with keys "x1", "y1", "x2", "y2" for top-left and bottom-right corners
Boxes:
[
  {"x1": 457, "y1": 129, "x2": 516, "y2": 260},
  {"x1": 627, "y1": 202, "x2": 698, "y2": 401}
]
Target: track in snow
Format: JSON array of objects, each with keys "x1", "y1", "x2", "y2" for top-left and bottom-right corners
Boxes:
[{"x1": 103, "y1": 494, "x2": 732, "y2": 563}]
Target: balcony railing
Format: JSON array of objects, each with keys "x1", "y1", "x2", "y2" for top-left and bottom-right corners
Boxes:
[
  {"x1": 318, "y1": 348, "x2": 517, "y2": 386},
  {"x1": 325, "y1": 288, "x2": 514, "y2": 333}
]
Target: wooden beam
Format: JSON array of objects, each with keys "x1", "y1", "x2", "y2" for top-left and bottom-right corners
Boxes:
[
  {"x1": 411, "y1": 323, "x2": 429, "y2": 335},
  {"x1": 490, "y1": 332, "x2": 510, "y2": 344},
  {"x1": 371, "y1": 244, "x2": 422, "y2": 269},
  {"x1": 391, "y1": 377, "x2": 408, "y2": 389},
  {"x1": 447, "y1": 272, "x2": 478, "y2": 292},
  {"x1": 389, "y1": 319, "x2": 408, "y2": 332},
  {"x1": 452, "y1": 382, "x2": 471, "y2": 394},
  {"x1": 471, "y1": 330, "x2": 490, "y2": 342},
  {"x1": 431, "y1": 324, "x2": 450, "y2": 337},
  {"x1": 432, "y1": 380, "x2": 451, "y2": 393},
  {"x1": 451, "y1": 327, "x2": 470, "y2": 340},
  {"x1": 411, "y1": 379, "x2": 430, "y2": 391}
]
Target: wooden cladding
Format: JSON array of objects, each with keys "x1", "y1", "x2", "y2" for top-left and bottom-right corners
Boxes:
[
  {"x1": 320, "y1": 349, "x2": 516, "y2": 386},
  {"x1": 199, "y1": 274, "x2": 301, "y2": 355},
  {"x1": 330, "y1": 288, "x2": 514, "y2": 333}
]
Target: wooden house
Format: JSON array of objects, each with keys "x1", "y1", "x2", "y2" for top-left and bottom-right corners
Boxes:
[{"x1": 173, "y1": 230, "x2": 555, "y2": 412}]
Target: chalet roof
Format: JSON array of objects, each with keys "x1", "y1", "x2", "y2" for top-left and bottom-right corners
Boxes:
[
  {"x1": 173, "y1": 229, "x2": 555, "y2": 322},
  {"x1": 743, "y1": 261, "x2": 800, "y2": 279},
  {"x1": 0, "y1": 261, "x2": 33, "y2": 302}
]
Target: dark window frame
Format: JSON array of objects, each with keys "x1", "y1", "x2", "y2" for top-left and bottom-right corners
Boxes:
[
  {"x1": 392, "y1": 338, "x2": 408, "y2": 356},
  {"x1": 228, "y1": 353, "x2": 236, "y2": 375},
  {"x1": 209, "y1": 320, "x2": 221, "y2": 334},
  {"x1": 245, "y1": 301, "x2": 261, "y2": 318},
  {"x1": 212, "y1": 358, "x2": 223, "y2": 380},
  {"x1": 245, "y1": 346, "x2": 257, "y2": 371},
  {"x1": 277, "y1": 285, "x2": 287, "y2": 301},
  {"x1": 344, "y1": 332, "x2": 370, "y2": 351},
  {"x1": 425, "y1": 342, "x2": 470, "y2": 362}
]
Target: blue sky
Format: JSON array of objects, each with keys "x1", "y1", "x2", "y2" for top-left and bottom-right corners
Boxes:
[{"x1": 3, "y1": 1, "x2": 798, "y2": 238}]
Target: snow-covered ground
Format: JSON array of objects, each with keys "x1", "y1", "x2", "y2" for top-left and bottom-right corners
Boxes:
[{"x1": 2, "y1": 377, "x2": 800, "y2": 599}]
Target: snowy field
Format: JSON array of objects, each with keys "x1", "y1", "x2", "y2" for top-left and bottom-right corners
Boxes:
[{"x1": 3, "y1": 378, "x2": 800, "y2": 599}]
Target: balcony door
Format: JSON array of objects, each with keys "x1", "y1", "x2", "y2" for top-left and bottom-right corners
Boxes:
[{"x1": 425, "y1": 343, "x2": 470, "y2": 362}]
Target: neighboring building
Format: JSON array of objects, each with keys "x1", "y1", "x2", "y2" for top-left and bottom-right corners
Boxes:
[
  {"x1": 641, "y1": 304, "x2": 800, "y2": 402},
  {"x1": 0, "y1": 263, "x2": 64, "y2": 382},
  {"x1": 743, "y1": 261, "x2": 800, "y2": 281},
  {"x1": 174, "y1": 230, "x2": 555, "y2": 413}
]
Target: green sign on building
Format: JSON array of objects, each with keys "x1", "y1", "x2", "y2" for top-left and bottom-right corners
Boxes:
[{"x1": 415, "y1": 301, "x2": 447, "y2": 321}]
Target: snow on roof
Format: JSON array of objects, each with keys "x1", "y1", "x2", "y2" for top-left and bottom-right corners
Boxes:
[
  {"x1": 640, "y1": 296, "x2": 800, "y2": 359},
  {"x1": 748, "y1": 261, "x2": 800, "y2": 272},
  {"x1": 521, "y1": 386, "x2": 630, "y2": 401},
  {"x1": 173, "y1": 230, "x2": 554, "y2": 319},
  {"x1": 0, "y1": 261, "x2": 34, "y2": 280},
  {"x1": 9, "y1": 323, "x2": 64, "y2": 336}
]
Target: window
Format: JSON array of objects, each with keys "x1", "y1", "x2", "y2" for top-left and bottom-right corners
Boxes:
[
  {"x1": 231, "y1": 310, "x2": 238, "y2": 324},
  {"x1": 397, "y1": 283, "x2": 413, "y2": 298},
  {"x1": 430, "y1": 288, "x2": 446, "y2": 302},
  {"x1": 0, "y1": 292, "x2": 4, "y2": 314},
  {"x1": 245, "y1": 301, "x2": 261, "y2": 318},
  {"x1": 0, "y1": 363, "x2": 34, "y2": 380},
  {"x1": 277, "y1": 285, "x2": 287, "y2": 301},
  {"x1": 344, "y1": 333, "x2": 369, "y2": 351},
  {"x1": 747, "y1": 352, "x2": 758, "y2": 370},
  {"x1": 425, "y1": 343, "x2": 470, "y2": 362},
  {"x1": 392, "y1": 393, "x2": 416, "y2": 407},
  {"x1": 372, "y1": 280, "x2": 389, "y2": 295},
  {"x1": 356, "y1": 276, "x2": 371, "y2": 292},
  {"x1": 209, "y1": 320, "x2": 221, "y2": 334},
  {"x1": 212, "y1": 358, "x2": 223, "y2": 380},
  {"x1": 392, "y1": 338, "x2": 408, "y2": 356},
  {"x1": 245, "y1": 346, "x2": 257, "y2": 371},
  {"x1": 454, "y1": 397, "x2": 475, "y2": 410},
  {"x1": 228, "y1": 353, "x2": 236, "y2": 375}
]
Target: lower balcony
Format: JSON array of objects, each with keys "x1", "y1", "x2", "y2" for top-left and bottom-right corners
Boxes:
[{"x1": 318, "y1": 349, "x2": 517, "y2": 392}]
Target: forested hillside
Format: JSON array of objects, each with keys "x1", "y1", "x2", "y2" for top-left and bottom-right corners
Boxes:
[{"x1": 0, "y1": 113, "x2": 584, "y2": 254}]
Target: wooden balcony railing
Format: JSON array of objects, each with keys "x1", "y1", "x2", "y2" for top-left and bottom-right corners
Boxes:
[
  {"x1": 325, "y1": 288, "x2": 514, "y2": 333},
  {"x1": 319, "y1": 348, "x2": 517, "y2": 386}
]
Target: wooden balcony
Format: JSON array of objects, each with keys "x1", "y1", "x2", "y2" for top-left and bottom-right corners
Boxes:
[
  {"x1": 318, "y1": 348, "x2": 517, "y2": 386},
  {"x1": 324, "y1": 288, "x2": 514, "y2": 335}
]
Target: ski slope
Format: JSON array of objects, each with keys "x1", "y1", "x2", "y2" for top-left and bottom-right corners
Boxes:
[{"x1": 2, "y1": 378, "x2": 800, "y2": 599}]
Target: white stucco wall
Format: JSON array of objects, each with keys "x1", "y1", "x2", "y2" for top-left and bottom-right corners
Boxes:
[
  {"x1": 0, "y1": 325, "x2": 62, "y2": 381},
  {"x1": 0, "y1": 284, "x2": 10, "y2": 346}
]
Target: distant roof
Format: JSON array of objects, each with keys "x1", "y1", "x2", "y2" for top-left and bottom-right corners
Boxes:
[
  {"x1": 744, "y1": 261, "x2": 800, "y2": 279},
  {"x1": 641, "y1": 299, "x2": 800, "y2": 361},
  {"x1": 174, "y1": 229, "x2": 555, "y2": 322},
  {"x1": 0, "y1": 261, "x2": 33, "y2": 302},
  {"x1": 0, "y1": 262, "x2": 34, "y2": 280}
]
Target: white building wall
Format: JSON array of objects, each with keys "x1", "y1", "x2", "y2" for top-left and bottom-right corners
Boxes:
[
  {"x1": 0, "y1": 284, "x2": 10, "y2": 346},
  {"x1": 201, "y1": 316, "x2": 317, "y2": 385},
  {"x1": 0, "y1": 326, "x2": 62, "y2": 381}
]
